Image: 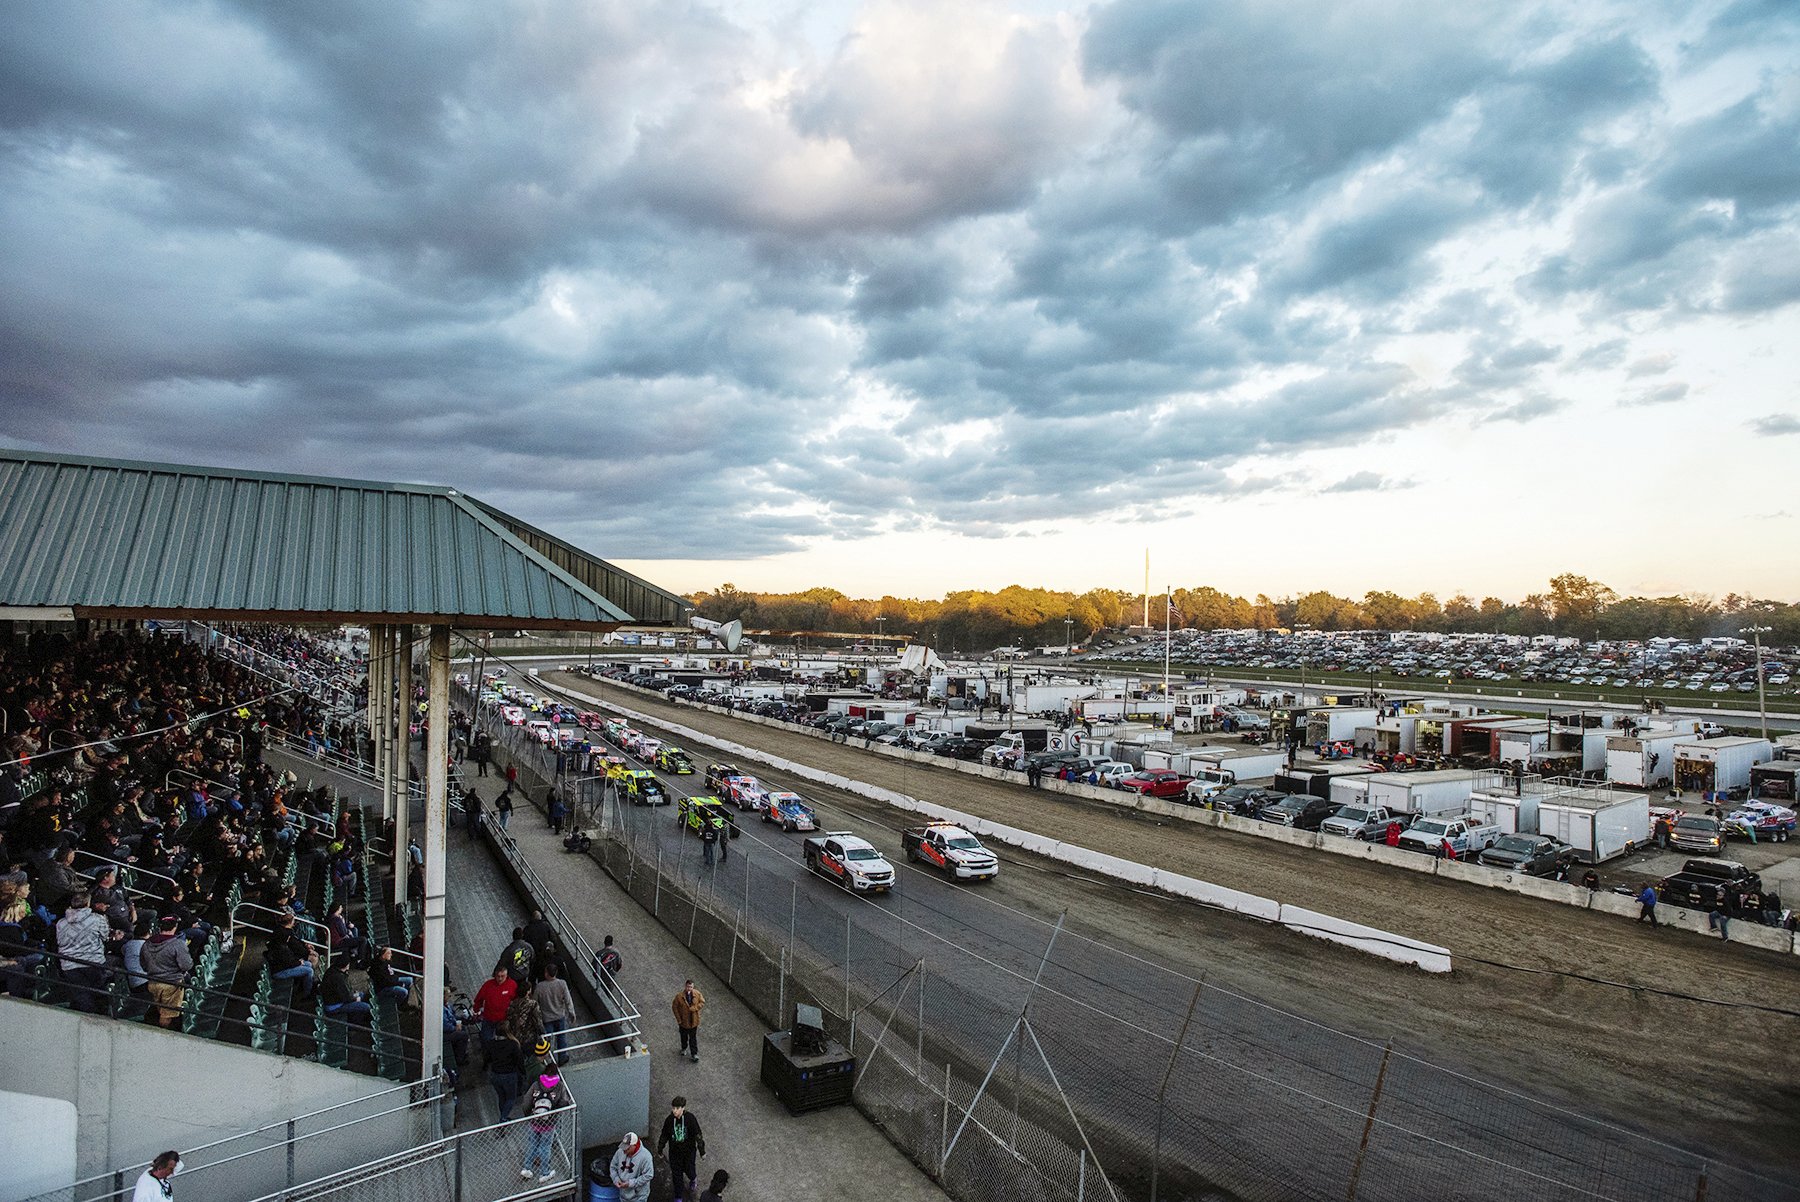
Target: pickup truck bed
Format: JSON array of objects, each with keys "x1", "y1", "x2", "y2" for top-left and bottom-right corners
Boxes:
[{"x1": 1657, "y1": 859, "x2": 1760, "y2": 909}]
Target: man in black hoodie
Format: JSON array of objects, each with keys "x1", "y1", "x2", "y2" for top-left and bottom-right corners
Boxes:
[{"x1": 656, "y1": 1096, "x2": 705, "y2": 1202}]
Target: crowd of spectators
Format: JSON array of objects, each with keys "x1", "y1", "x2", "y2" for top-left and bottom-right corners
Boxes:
[{"x1": 0, "y1": 627, "x2": 390, "y2": 1039}]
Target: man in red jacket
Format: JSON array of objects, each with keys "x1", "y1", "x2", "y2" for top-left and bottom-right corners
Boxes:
[{"x1": 472, "y1": 966, "x2": 517, "y2": 1047}]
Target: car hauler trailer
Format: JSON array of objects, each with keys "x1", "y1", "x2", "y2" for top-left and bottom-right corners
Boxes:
[
  {"x1": 1534, "y1": 783, "x2": 1650, "y2": 863},
  {"x1": 1672, "y1": 737, "x2": 1774, "y2": 795}
]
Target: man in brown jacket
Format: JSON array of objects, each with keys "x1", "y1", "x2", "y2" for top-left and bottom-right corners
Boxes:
[{"x1": 671, "y1": 979, "x2": 706, "y2": 1061}]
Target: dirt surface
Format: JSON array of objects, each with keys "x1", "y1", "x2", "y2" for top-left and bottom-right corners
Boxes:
[{"x1": 545, "y1": 671, "x2": 1800, "y2": 1180}]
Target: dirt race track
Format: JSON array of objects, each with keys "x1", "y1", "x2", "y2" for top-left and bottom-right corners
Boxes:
[{"x1": 545, "y1": 671, "x2": 1800, "y2": 1182}]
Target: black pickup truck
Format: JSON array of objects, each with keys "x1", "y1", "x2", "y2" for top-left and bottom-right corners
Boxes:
[{"x1": 1657, "y1": 859, "x2": 1761, "y2": 909}]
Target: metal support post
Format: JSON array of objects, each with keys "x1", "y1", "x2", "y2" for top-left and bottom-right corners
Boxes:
[
  {"x1": 844, "y1": 913, "x2": 852, "y2": 1019},
  {"x1": 420, "y1": 624, "x2": 451, "y2": 1082},
  {"x1": 286, "y1": 1118, "x2": 296, "y2": 1187},
  {"x1": 653, "y1": 846, "x2": 662, "y2": 917},
  {"x1": 373, "y1": 625, "x2": 391, "y2": 827},
  {"x1": 917, "y1": 963, "x2": 926, "y2": 1074},
  {"x1": 394, "y1": 625, "x2": 413, "y2": 911},
  {"x1": 940, "y1": 1062, "x2": 952, "y2": 1175},
  {"x1": 1345, "y1": 1040, "x2": 1393, "y2": 1202},
  {"x1": 1150, "y1": 978, "x2": 1205, "y2": 1202}
]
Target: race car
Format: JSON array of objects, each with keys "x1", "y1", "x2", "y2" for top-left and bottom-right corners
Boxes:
[
  {"x1": 761, "y1": 791, "x2": 816, "y2": 831},
  {"x1": 705, "y1": 763, "x2": 747, "y2": 793},
  {"x1": 499, "y1": 705, "x2": 526, "y2": 726},
  {"x1": 676, "y1": 794, "x2": 740, "y2": 837},
  {"x1": 620, "y1": 770, "x2": 668, "y2": 806},
  {"x1": 576, "y1": 711, "x2": 605, "y2": 730},
  {"x1": 724, "y1": 776, "x2": 770, "y2": 812},
  {"x1": 655, "y1": 745, "x2": 695, "y2": 774},
  {"x1": 1724, "y1": 801, "x2": 1796, "y2": 842}
]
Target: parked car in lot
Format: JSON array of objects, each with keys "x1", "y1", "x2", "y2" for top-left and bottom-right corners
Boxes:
[
  {"x1": 1119, "y1": 770, "x2": 1194, "y2": 799},
  {"x1": 1320, "y1": 803, "x2": 1405, "y2": 841},
  {"x1": 1207, "y1": 785, "x2": 1283, "y2": 817},
  {"x1": 933, "y1": 737, "x2": 991, "y2": 762},
  {"x1": 1477, "y1": 834, "x2": 1578, "y2": 877},
  {"x1": 1397, "y1": 814, "x2": 1500, "y2": 859},
  {"x1": 1257, "y1": 795, "x2": 1340, "y2": 831},
  {"x1": 1668, "y1": 814, "x2": 1727, "y2": 855},
  {"x1": 1657, "y1": 859, "x2": 1760, "y2": 909}
]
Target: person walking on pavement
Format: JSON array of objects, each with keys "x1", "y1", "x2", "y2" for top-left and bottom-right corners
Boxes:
[
  {"x1": 463, "y1": 788, "x2": 482, "y2": 836},
  {"x1": 495, "y1": 787, "x2": 514, "y2": 831},
  {"x1": 519, "y1": 1064, "x2": 572, "y2": 1183},
  {"x1": 131, "y1": 1151, "x2": 181, "y2": 1202},
  {"x1": 610, "y1": 1133, "x2": 655, "y2": 1202},
  {"x1": 1637, "y1": 883, "x2": 1660, "y2": 926},
  {"x1": 698, "y1": 1169, "x2": 731, "y2": 1202},
  {"x1": 472, "y1": 966, "x2": 518, "y2": 1046},
  {"x1": 672, "y1": 979, "x2": 706, "y2": 1061},
  {"x1": 597, "y1": 934, "x2": 622, "y2": 978},
  {"x1": 535, "y1": 963, "x2": 575, "y2": 1056},
  {"x1": 656, "y1": 1096, "x2": 706, "y2": 1202},
  {"x1": 487, "y1": 1028, "x2": 524, "y2": 1119},
  {"x1": 700, "y1": 819, "x2": 718, "y2": 867},
  {"x1": 713, "y1": 815, "x2": 729, "y2": 864},
  {"x1": 497, "y1": 927, "x2": 534, "y2": 986}
]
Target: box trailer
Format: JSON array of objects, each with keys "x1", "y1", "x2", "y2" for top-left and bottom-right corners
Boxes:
[
  {"x1": 1080, "y1": 697, "x2": 1174, "y2": 722},
  {"x1": 1017, "y1": 683, "x2": 1102, "y2": 715},
  {"x1": 1328, "y1": 776, "x2": 1374, "y2": 808},
  {"x1": 1672, "y1": 737, "x2": 1774, "y2": 794},
  {"x1": 1751, "y1": 761, "x2": 1800, "y2": 802},
  {"x1": 1363, "y1": 769, "x2": 1488, "y2": 820},
  {"x1": 1604, "y1": 730, "x2": 1684, "y2": 790},
  {"x1": 1189, "y1": 746, "x2": 1287, "y2": 783},
  {"x1": 1304, "y1": 707, "x2": 1380, "y2": 745},
  {"x1": 1535, "y1": 789, "x2": 1650, "y2": 863},
  {"x1": 1468, "y1": 787, "x2": 1540, "y2": 836}
]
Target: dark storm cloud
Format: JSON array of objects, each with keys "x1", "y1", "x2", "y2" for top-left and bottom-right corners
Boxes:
[{"x1": 0, "y1": 0, "x2": 1790, "y2": 560}]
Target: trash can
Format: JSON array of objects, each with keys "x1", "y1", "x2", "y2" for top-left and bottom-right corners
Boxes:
[{"x1": 587, "y1": 1157, "x2": 618, "y2": 1202}]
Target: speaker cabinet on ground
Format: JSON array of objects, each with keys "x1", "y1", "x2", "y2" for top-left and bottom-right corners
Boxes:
[{"x1": 760, "y1": 1030, "x2": 855, "y2": 1114}]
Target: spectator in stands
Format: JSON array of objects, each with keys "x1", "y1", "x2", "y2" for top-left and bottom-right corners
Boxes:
[
  {"x1": 56, "y1": 891, "x2": 114, "y2": 1012},
  {"x1": 320, "y1": 958, "x2": 372, "y2": 1024},
  {"x1": 369, "y1": 946, "x2": 412, "y2": 1005},
  {"x1": 35, "y1": 844, "x2": 85, "y2": 911},
  {"x1": 131, "y1": 1150, "x2": 181, "y2": 1202},
  {"x1": 329, "y1": 842, "x2": 360, "y2": 900},
  {"x1": 487, "y1": 1027, "x2": 524, "y2": 1118},
  {"x1": 120, "y1": 917, "x2": 153, "y2": 1019},
  {"x1": 656, "y1": 1096, "x2": 706, "y2": 1202},
  {"x1": 520, "y1": 1063, "x2": 572, "y2": 1183},
  {"x1": 443, "y1": 998, "x2": 471, "y2": 1081},
  {"x1": 324, "y1": 902, "x2": 368, "y2": 967},
  {"x1": 266, "y1": 913, "x2": 318, "y2": 998},
  {"x1": 473, "y1": 965, "x2": 518, "y2": 1046},
  {"x1": 534, "y1": 963, "x2": 574, "y2": 1056},
  {"x1": 141, "y1": 915, "x2": 193, "y2": 1028},
  {"x1": 610, "y1": 1133, "x2": 654, "y2": 1202}
]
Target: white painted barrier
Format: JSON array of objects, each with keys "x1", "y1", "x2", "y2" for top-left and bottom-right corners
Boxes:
[{"x1": 1278, "y1": 904, "x2": 1452, "y2": 973}]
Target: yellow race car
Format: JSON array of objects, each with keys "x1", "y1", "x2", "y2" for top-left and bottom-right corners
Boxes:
[
  {"x1": 621, "y1": 770, "x2": 668, "y2": 806},
  {"x1": 675, "y1": 794, "x2": 739, "y2": 837},
  {"x1": 655, "y1": 745, "x2": 696, "y2": 774}
]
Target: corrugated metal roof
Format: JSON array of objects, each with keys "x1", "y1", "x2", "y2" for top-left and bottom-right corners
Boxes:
[
  {"x1": 0, "y1": 449, "x2": 653, "y2": 629},
  {"x1": 468, "y1": 499, "x2": 692, "y2": 628}
]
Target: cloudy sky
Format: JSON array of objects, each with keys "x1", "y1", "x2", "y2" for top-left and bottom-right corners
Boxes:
[{"x1": 3, "y1": 0, "x2": 1797, "y2": 604}]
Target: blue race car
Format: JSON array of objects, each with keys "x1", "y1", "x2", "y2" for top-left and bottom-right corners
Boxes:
[{"x1": 761, "y1": 791, "x2": 817, "y2": 832}]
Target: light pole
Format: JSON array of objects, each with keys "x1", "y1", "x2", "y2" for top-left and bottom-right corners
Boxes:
[
  {"x1": 1064, "y1": 616, "x2": 1073, "y2": 655},
  {"x1": 1740, "y1": 624, "x2": 1771, "y2": 743}
]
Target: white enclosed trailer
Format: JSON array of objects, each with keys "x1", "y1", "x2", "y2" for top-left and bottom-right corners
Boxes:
[
  {"x1": 1604, "y1": 729, "x2": 1684, "y2": 789},
  {"x1": 1363, "y1": 769, "x2": 1490, "y2": 819},
  {"x1": 1534, "y1": 786, "x2": 1650, "y2": 863},
  {"x1": 1672, "y1": 737, "x2": 1774, "y2": 794}
]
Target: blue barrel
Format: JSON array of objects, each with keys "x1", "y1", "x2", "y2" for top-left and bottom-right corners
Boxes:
[{"x1": 587, "y1": 1183, "x2": 619, "y2": 1202}]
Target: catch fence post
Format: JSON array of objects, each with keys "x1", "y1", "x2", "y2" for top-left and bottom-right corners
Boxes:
[
  {"x1": 844, "y1": 913, "x2": 852, "y2": 1019},
  {"x1": 939, "y1": 1062, "x2": 952, "y2": 1177},
  {"x1": 286, "y1": 1117, "x2": 297, "y2": 1187},
  {"x1": 1345, "y1": 1040, "x2": 1393, "y2": 1202},
  {"x1": 653, "y1": 845, "x2": 662, "y2": 918},
  {"x1": 1079, "y1": 1149, "x2": 1087, "y2": 1202}
]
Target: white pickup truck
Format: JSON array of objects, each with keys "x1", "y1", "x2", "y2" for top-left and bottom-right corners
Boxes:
[
  {"x1": 1182, "y1": 768, "x2": 1236, "y2": 804},
  {"x1": 1396, "y1": 814, "x2": 1501, "y2": 860},
  {"x1": 1319, "y1": 803, "x2": 1405, "y2": 841},
  {"x1": 803, "y1": 831, "x2": 897, "y2": 893}
]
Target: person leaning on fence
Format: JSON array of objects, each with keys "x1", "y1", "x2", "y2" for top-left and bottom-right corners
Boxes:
[{"x1": 519, "y1": 1063, "x2": 571, "y2": 1183}]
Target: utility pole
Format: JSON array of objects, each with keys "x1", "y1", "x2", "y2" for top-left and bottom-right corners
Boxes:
[{"x1": 1740, "y1": 624, "x2": 1771, "y2": 743}]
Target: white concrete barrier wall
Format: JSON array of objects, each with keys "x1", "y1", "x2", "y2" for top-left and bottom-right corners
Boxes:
[{"x1": 1278, "y1": 904, "x2": 1453, "y2": 973}]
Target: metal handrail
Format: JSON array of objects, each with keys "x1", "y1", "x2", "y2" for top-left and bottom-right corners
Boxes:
[
  {"x1": 71, "y1": 848, "x2": 179, "y2": 889},
  {"x1": 165, "y1": 767, "x2": 241, "y2": 803},
  {"x1": 230, "y1": 911, "x2": 330, "y2": 963}
]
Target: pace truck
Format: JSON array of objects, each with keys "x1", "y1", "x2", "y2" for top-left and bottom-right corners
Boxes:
[
  {"x1": 803, "y1": 831, "x2": 896, "y2": 893},
  {"x1": 901, "y1": 823, "x2": 999, "y2": 881}
]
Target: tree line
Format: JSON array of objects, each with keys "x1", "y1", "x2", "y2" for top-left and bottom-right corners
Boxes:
[{"x1": 689, "y1": 575, "x2": 1799, "y2": 651}]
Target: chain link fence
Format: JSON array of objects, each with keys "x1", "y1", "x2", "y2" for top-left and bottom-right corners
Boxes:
[{"x1": 466, "y1": 668, "x2": 1797, "y2": 1202}]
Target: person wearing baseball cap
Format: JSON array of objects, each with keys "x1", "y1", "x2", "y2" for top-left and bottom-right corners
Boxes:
[{"x1": 610, "y1": 1131, "x2": 654, "y2": 1202}]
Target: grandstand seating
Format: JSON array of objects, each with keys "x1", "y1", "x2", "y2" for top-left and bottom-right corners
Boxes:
[{"x1": 1, "y1": 627, "x2": 419, "y2": 1082}]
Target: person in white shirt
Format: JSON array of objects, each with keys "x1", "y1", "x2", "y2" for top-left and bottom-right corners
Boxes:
[{"x1": 131, "y1": 1151, "x2": 181, "y2": 1201}]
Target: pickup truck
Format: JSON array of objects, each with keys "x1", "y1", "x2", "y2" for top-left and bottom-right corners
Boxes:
[
  {"x1": 1668, "y1": 814, "x2": 1726, "y2": 855},
  {"x1": 1257, "y1": 795, "x2": 1340, "y2": 831},
  {"x1": 1476, "y1": 834, "x2": 1578, "y2": 877},
  {"x1": 1320, "y1": 803, "x2": 1405, "y2": 841},
  {"x1": 1657, "y1": 859, "x2": 1761, "y2": 909},
  {"x1": 1120, "y1": 770, "x2": 1194, "y2": 799},
  {"x1": 902, "y1": 823, "x2": 999, "y2": 881},
  {"x1": 1396, "y1": 814, "x2": 1500, "y2": 860},
  {"x1": 804, "y1": 832, "x2": 896, "y2": 893},
  {"x1": 1182, "y1": 768, "x2": 1236, "y2": 805}
]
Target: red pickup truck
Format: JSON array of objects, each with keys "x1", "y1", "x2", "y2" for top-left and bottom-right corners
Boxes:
[{"x1": 1118, "y1": 770, "x2": 1194, "y2": 799}]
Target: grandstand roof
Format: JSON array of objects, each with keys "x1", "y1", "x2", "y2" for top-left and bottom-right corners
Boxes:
[{"x1": 0, "y1": 449, "x2": 689, "y2": 630}]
